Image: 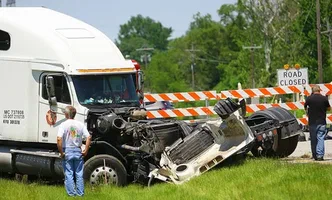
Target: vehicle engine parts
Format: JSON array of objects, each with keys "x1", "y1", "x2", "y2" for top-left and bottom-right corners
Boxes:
[{"x1": 96, "y1": 113, "x2": 126, "y2": 134}]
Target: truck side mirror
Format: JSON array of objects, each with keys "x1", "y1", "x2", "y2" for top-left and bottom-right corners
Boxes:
[
  {"x1": 137, "y1": 71, "x2": 144, "y2": 102},
  {"x1": 239, "y1": 99, "x2": 246, "y2": 117},
  {"x1": 46, "y1": 76, "x2": 57, "y2": 106},
  {"x1": 137, "y1": 71, "x2": 144, "y2": 91}
]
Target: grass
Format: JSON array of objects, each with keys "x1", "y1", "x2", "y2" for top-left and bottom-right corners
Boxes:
[{"x1": 1, "y1": 158, "x2": 332, "y2": 200}]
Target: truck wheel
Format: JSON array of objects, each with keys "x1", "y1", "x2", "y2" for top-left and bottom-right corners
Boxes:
[
  {"x1": 84, "y1": 155, "x2": 127, "y2": 186},
  {"x1": 249, "y1": 107, "x2": 300, "y2": 158}
]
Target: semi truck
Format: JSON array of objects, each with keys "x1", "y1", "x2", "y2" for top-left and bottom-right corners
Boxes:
[{"x1": 0, "y1": 7, "x2": 301, "y2": 186}]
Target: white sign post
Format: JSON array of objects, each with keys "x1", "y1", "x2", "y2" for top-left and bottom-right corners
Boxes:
[{"x1": 277, "y1": 68, "x2": 308, "y2": 86}]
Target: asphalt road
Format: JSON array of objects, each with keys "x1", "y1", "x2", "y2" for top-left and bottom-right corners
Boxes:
[{"x1": 289, "y1": 131, "x2": 332, "y2": 161}]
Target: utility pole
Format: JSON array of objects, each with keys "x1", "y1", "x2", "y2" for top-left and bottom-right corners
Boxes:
[
  {"x1": 136, "y1": 46, "x2": 154, "y2": 69},
  {"x1": 321, "y1": 20, "x2": 332, "y2": 61},
  {"x1": 186, "y1": 43, "x2": 200, "y2": 90},
  {"x1": 136, "y1": 46, "x2": 154, "y2": 90},
  {"x1": 316, "y1": 0, "x2": 323, "y2": 83},
  {"x1": 243, "y1": 45, "x2": 262, "y2": 88}
]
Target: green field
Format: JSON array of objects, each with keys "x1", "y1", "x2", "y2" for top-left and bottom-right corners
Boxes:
[{"x1": 1, "y1": 158, "x2": 331, "y2": 200}]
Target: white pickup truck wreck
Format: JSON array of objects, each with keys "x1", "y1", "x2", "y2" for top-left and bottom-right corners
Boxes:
[{"x1": 0, "y1": 7, "x2": 301, "y2": 186}]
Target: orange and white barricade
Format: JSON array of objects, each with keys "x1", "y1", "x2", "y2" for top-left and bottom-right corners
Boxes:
[
  {"x1": 144, "y1": 91, "x2": 218, "y2": 102},
  {"x1": 144, "y1": 83, "x2": 332, "y2": 125},
  {"x1": 146, "y1": 107, "x2": 216, "y2": 119},
  {"x1": 220, "y1": 83, "x2": 332, "y2": 99},
  {"x1": 298, "y1": 115, "x2": 332, "y2": 125}
]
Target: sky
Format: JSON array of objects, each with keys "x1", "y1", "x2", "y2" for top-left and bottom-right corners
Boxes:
[{"x1": 11, "y1": 0, "x2": 236, "y2": 41}]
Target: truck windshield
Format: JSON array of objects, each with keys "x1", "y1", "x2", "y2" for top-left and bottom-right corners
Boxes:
[{"x1": 71, "y1": 74, "x2": 139, "y2": 106}]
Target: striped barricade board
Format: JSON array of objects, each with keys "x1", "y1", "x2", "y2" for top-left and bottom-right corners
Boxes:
[
  {"x1": 219, "y1": 83, "x2": 332, "y2": 99},
  {"x1": 146, "y1": 100, "x2": 332, "y2": 117},
  {"x1": 146, "y1": 107, "x2": 216, "y2": 119},
  {"x1": 144, "y1": 91, "x2": 218, "y2": 102},
  {"x1": 143, "y1": 83, "x2": 332, "y2": 102}
]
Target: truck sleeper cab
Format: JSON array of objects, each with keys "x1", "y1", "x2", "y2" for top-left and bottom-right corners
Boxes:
[{"x1": 0, "y1": 7, "x2": 143, "y2": 185}]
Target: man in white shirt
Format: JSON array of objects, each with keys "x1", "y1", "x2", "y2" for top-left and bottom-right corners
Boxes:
[{"x1": 57, "y1": 106, "x2": 92, "y2": 197}]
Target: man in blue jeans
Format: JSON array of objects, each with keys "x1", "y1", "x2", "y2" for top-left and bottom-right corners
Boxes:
[
  {"x1": 304, "y1": 85, "x2": 330, "y2": 161},
  {"x1": 57, "y1": 106, "x2": 92, "y2": 196}
]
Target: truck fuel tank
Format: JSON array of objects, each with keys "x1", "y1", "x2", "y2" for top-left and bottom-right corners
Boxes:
[{"x1": 10, "y1": 149, "x2": 63, "y2": 178}]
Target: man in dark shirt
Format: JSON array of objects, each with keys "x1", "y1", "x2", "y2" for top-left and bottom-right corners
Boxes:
[{"x1": 304, "y1": 85, "x2": 331, "y2": 161}]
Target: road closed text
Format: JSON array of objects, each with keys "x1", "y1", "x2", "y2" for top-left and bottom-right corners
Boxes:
[
  {"x1": 279, "y1": 79, "x2": 307, "y2": 86},
  {"x1": 277, "y1": 68, "x2": 308, "y2": 86}
]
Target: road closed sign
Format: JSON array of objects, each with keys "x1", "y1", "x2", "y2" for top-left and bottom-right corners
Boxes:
[{"x1": 277, "y1": 68, "x2": 308, "y2": 86}]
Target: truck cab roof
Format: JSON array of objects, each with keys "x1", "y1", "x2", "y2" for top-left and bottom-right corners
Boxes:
[{"x1": 0, "y1": 7, "x2": 134, "y2": 74}]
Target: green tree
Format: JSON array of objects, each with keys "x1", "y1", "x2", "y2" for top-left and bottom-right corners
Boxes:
[
  {"x1": 289, "y1": 0, "x2": 332, "y2": 83},
  {"x1": 238, "y1": 0, "x2": 300, "y2": 74},
  {"x1": 116, "y1": 15, "x2": 173, "y2": 62},
  {"x1": 117, "y1": 0, "x2": 332, "y2": 96},
  {"x1": 216, "y1": 3, "x2": 258, "y2": 90},
  {"x1": 145, "y1": 37, "x2": 191, "y2": 93},
  {"x1": 186, "y1": 13, "x2": 225, "y2": 90},
  {"x1": 147, "y1": 13, "x2": 228, "y2": 92}
]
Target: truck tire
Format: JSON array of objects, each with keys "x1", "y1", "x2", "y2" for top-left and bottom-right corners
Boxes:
[
  {"x1": 249, "y1": 107, "x2": 300, "y2": 158},
  {"x1": 84, "y1": 154, "x2": 127, "y2": 186}
]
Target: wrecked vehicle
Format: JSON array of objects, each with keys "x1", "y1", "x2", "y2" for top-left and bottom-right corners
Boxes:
[
  {"x1": 112, "y1": 98, "x2": 301, "y2": 185},
  {"x1": 0, "y1": 7, "x2": 301, "y2": 187}
]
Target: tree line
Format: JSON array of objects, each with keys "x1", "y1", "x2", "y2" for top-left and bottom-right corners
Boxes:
[{"x1": 116, "y1": 0, "x2": 332, "y2": 93}]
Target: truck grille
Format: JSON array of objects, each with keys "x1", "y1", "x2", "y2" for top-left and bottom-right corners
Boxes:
[{"x1": 167, "y1": 128, "x2": 214, "y2": 165}]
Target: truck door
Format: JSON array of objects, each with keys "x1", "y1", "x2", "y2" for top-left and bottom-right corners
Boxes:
[{"x1": 38, "y1": 73, "x2": 73, "y2": 143}]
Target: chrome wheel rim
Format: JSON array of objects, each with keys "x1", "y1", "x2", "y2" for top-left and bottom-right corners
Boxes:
[{"x1": 90, "y1": 166, "x2": 118, "y2": 185}]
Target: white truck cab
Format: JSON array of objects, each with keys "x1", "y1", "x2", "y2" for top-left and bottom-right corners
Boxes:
[
  {"x1": 0, "y1": 7, "x2": 142, "y2": 143},
  {"x1": 0, "y1": 7, "x2": 143, "y2": 185}
]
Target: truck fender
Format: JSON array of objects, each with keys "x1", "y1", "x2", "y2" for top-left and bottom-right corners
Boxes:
[{"x1": 87, "y1": 141, "x2": 127, "y2": 165}]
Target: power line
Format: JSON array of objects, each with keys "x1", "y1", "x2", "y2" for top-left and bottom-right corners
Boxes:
[
  {"x1": 186, "y1": 43, "x2": 201, "y2": 90},
  {"x1": 136, "y1": 46, "x2": 154, "y2": 69},
  {"x1": 243, "y1": 45, "x2": 262, "y2": 88},
  {"x1": 196, "y1": 57, "x2": 225, "y2": 63},
  {"x1": 136, "y1": 46, "x2": 154, "y2": 90},
  {"x1": 199, "y1": 49, "x2": 228, "y2": 64}
]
